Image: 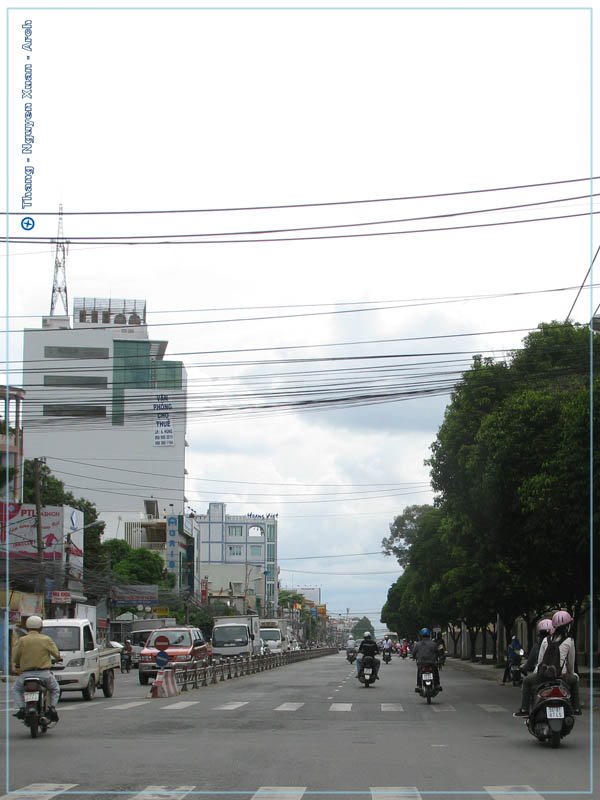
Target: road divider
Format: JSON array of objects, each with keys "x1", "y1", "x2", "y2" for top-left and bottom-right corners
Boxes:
[{"x1": 149, "y1": 647, "x2": 337, "y2": 698}]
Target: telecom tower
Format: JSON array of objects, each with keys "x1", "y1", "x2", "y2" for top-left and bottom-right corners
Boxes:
[{"x1": 50, "y1": 204, "x2": 69, "y2": 316}]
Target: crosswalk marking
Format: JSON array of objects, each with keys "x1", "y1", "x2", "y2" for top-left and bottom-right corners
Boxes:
[
  {"x1": 329, "y1": 702, "x2": 352, "y2": 711},
  {"x1": 478, "y1": 704, "x2": 507, "y2": 713},
  {"x1": 213, "y1": 701, "x2": 249, "y2": 710},
  {"x1": 371, "y1": 789, "x2": 421, "y2": 799},
  {"x1": 161, "y1": 701, "x2": 200, "y2": 710},
  {"x1": 128, "y1": 787, "x2": 195, "y2": 800},
  {"x1": 0, "y1": 784, "x2": 77, "y2": 800},
  {"x1": 381, "y1": 703, "x2": 404, "y2": 712},
  {"x1": 107, "y1": 701, "x2": 153, "y2": 710},
  {"x1": 252, "y1": 789, "x2": 306, "y2": 799},
  {"x1": 485, "y1": 787, "x2": 547, "y2": 800},
  {"x1": 430, "y1": 704, "x2": 456, "y2": 712},
  {"x1": 274, "y1": 702, "x2": 304, "y2": 711}
]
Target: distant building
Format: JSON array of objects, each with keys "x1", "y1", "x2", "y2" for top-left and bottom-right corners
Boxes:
[
  {"x1": 293, "y1": 586, "x2": 321, "y2": 605},
  {"x1": 196, "y1": 503, "x2": 278, "y2": 616},
  {"x1": 21, "y1": 298, "x2": 190, "y2": 587},
  {"x1": 0, "y1": 385, "x2": 25, "y2": 502}
]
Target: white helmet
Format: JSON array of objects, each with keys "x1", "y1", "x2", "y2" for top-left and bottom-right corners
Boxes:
[
  {"x1": 26, "y1": 615, "x2": 43, "y2": 630},
  {"x1": 363, "y1": 631, "x2": 372, "y2": 638}
]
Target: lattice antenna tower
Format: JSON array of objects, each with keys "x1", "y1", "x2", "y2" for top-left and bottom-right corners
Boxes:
[{"x1": 50, "y1": 204, "x2": 69, "y2": 316}]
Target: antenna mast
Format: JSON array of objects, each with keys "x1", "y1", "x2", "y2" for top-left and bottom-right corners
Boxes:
[{"x1": 50, "y1": 204, "x2": 69, "y2": 316}]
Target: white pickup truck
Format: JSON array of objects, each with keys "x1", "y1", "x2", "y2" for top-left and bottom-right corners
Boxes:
[{"x1": 43, "y1": 619, "x2": 121, "y2": 701}]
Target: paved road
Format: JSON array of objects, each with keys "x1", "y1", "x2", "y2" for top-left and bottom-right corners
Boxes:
[{"x1": 1, "y1": 653, "x2": 597, "y2": 798}]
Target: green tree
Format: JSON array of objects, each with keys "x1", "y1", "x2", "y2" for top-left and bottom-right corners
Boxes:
[{"x1": 351, "y1": 616, "x2": 374, "y2": 639}]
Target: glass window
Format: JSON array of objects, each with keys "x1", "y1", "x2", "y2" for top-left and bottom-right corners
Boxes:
[
  {"x1": 44, "y1": 375, "x2": 108, "y2": 388},
  {"x1": 248, "y1": 526, "x2": 263, "y2": 538},
  {"x1": 148, "y1": 630, "x2": 191, "y2": 647},
  {"x1": 266, "y1": 525, "x2": 275, "y2": 542},
  {"x1": 267, "y1": 543, "x2": 275, "y2": 562},
  {"x1": 45, "y1": 346, "x2": 109, "y2": 359},
  {"x1": 83, "y1": 626, "x2": 95, "y2": 652},
  {"x1": 227, "y1": 545, "x2": 242, "y2": 557},
  {"x1": 43, "y1": 626, "x2": 80, "y2": 650},
  {"x1": 43, "y1": 405, "x2": 106, "y2": 417},
  {"x1": 228, "y1": 526, "x2": 243, "y2": 537},
  {"x1": 250, "y1": 545, "x2": 262, "y2": 558}
]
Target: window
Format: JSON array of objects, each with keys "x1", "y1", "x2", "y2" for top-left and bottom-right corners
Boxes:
[
  {"x1": 79, "y1": 310, "x2": 87, "y2": 323},
  {"x1": 83, "y1": 625, "x2": 95, "y2": 652},
  {"x1": 248, "y1": 526, "x2": 263, "y2": 538},
  {"x1": 91, "y1": 310, "x2": 99, "y2": 323},
  {"x1": 43, "y1": 404, "x2": 106, "y2": 417},
  {"x1": 267, "y1": 543, "x2": 275, "y2": 562},
  {"x1": 231, "y1": 582, "x2": 243, "y2": 593},
  {"x1": 227, "y1": 545, "x2": 242, "y2": 557},
  {"x1": 228, "y1": 526, "x2": 243, "y2": 537},
  {"x1": 250, "y1": 545, "x2": 262, "y2": 558},
  {"x1": 44, "y1": 375, "x2": 108, "y2": 388},
  {"x1": 266, "y1": 524, "x2": 276, "y2": 542},
  {"x1": 45, "y1": 346, "x2": 109, "y2": 359}
]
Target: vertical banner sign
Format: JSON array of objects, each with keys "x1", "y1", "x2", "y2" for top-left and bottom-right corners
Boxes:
[
  {"x1": 154, "y1": 394, "x2": 174, "y2": 447},
  {"x1": 166, "y1": 516, "x2": 178, "y2": 573},
  {"x1": 200, "y1": 578, "x2": 208, "y2": 605}
]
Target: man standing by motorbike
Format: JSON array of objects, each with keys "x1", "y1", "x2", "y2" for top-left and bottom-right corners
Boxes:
[
  {"x1": 356, "y1": 631, "x2": 381, "y2": 679},
  {"x1": 12, "y1": 615, "x2": 61, "y2": 722},
  {"x1": 412, "y1": 627, "x2": 442, "y2": 692}
]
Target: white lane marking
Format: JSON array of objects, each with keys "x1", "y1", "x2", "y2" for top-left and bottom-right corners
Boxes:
[
  {"x1": 213, "y1": 701, "x2": 249, "y2": 710},
  {"x1": 371, "y1": 788, "x2": 421, "y2": 799},
  {"x1": 330, "y1": 703, "x2": 352, "y2": 711},
  {"x1": 381, "y1": 703, "x2": 404, "y2": 712},
  {"x1": 275, "y1": 702, "x2": 304, "y2": 711},
  {"x1": 485, "y1": 787, "x2": 547, "y2": 800},
  {"x1": 430, "y1": 704, "x2": 456, "y2": 712},
  {"x1": 161, "y1": 701, "x2": 200, "y2": 710},
  {"x1": 107, "y1": 701, "x2": 153, "y2": 710},
  {"x1": 478, "y1": 704, "x2": 508, "y2": 713},
  {"x1": 0, "y1": 784, "x2": 77, "y2": 800},
  {"x1": 129, "y1": 786, "x2": 195, "y2": 800},
  {"x1": 252, "y1": 789, "x2": 306, "y2": 800}
]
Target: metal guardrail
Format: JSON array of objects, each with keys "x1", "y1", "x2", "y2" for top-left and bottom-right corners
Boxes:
[{"x1": 162, "y1": 647, "x2": 338, "y2": 695}]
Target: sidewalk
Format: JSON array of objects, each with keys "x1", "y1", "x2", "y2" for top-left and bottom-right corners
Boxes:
[{"x1": 445, "y1": 656, "x2": 599, "y2": 698}]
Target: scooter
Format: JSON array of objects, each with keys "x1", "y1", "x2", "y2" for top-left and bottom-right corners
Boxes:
[
  {"x1": 346, "y1": 647, "x2": 357, "y2": 664},
  {"x1": 357, "y1": 655, "x2": 377, "y2": 688},
  {"x1": 524, "y1": 679, "x2": 575, "y2": 748},
  {"x1": 416, "y1": 664, "x2": 440, "y2": 704},
  {"x1": 21, "y1": 675, "x2": 58, "y2": 738},
  {"x1": 382, "y1": 650, "x2": 392, "y2": 664},
  {"x1": 510, "y1": 649, "x2": 525, "y2": 686}
]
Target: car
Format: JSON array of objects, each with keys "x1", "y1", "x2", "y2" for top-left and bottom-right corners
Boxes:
[{"x1": 138, "y1": 627, "x2": 209, "y2": 685}]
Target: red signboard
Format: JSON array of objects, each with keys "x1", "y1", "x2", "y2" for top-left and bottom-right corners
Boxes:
[
  {"x1": 154, "y1": 635, "x2": 170, "y2": 651},
  {"x1": 51, "y1": 591, "x2": 71, "y2": 604}
]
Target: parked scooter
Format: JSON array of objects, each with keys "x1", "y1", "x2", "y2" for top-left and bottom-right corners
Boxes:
[
  {"x1": 357, "y1": 655, "x2": 377, "y2": 688},
  {"x1": 524, "y1": 679, "x2": 576, "y2": 748},
  {"x1": 416, "y1": 664, "x2": 440, "y2": 704},
  {"x1": 21, "y1": 665, "x2": 62, "y2": 738}
]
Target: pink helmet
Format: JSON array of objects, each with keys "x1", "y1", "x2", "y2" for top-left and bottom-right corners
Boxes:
[
  {"x1": 551, "y1": 610, "x2": 573, "y2": 629},
  {"x1": 537, "y1": 619, "x2": 554, "y2": 635}
]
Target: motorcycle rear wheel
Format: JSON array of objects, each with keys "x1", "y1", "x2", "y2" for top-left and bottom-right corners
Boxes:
[{"x1": 28, "y1": 712, "x2": 39, "y2": 738}]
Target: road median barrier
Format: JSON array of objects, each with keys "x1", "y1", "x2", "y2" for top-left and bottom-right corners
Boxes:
[{"x1": 150, "y1": 647, "x2": 337, "y2": 698}]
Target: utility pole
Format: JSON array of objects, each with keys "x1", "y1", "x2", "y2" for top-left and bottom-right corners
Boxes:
[{"x1": 33, "y1": 458, "x2": 45, "y2": 604}]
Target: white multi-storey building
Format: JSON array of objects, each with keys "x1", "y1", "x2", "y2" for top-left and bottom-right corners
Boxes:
[
  {"x1": 196, "y1": 502, "x2": 279, "y2": 616},
  {"x1": 22, "y1": 298, "x2": 191, "y2": 587}
]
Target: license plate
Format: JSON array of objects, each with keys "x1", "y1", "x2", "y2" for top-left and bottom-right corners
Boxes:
[
  {"x1": 364, "y1": 669, "x2": 372, "y2": 676},
  {"x1": 423, "y1": 674, "x2": 433, "y2": 682},
  {"x1": 547, "y1": 707, "x2": 564, "y2": 719},
  {"x1": 24, "y1": 692, "x2": 39, "y2": 701}
]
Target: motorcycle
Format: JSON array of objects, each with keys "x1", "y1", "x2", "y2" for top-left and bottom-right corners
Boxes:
[
  {"x1": 382, "y1": 649, "x2": 392, "y2": 664},
  {"x1": 437, "y1": 652, "x2": 446, "y2": 671},
  {"x1": 524, "y1": 679, "x2": 575, "y2": 748},
  {"x1": 346, "y1": 647, "x2": 357, "y2": 664},
  {"x1": 357, "y1": 655, "x2": 377, "y2": 688},
  {"x1": 417, "y1": 664, "x2": 440, "y2": 704},
  {"x1": 21, "y1": 670, "x2": 60, "y2": 738},
  {"x1": 510, "y1": 649, "x2": 525, "y2": 686}
]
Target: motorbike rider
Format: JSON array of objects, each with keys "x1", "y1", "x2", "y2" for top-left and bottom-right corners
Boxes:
[
  {"x1": 435, "y1": 633, "x2": 446, "y2": 662},
  {"x1": 502, "y1": 634, "x2": 524, "y2": 684},
  {"x1": 514, "y1": 610, "x2": 581, "y2": 717},
  {"x1": 412, "y1": 627, "x2": 442, "y2": 692},
  {"x1": 12, "y1": 615, "x2": 61, "y2": 722},
  {"x1": 122, "y1": 638, "x2": 133, "y2": 668},
  {"x1": 356, "y1": 631, "x2": 381, "y2": 679},
  {"x1": 522, "y1": 619, "x2": 554, "y2": 675},
  {"x1": 382, "y1": 634, "x2": 394, "y2": 659}
]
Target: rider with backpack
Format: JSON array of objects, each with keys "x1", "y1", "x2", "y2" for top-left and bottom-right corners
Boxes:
[{"x1": 514, "y1": 610, "x2": 581, "y2": 717}]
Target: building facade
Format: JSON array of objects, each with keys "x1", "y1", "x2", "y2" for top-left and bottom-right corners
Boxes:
[
  {"x1": 22, "y1": 299, "x2": 189, "y2": 583},
  {"x1": 196, "y1": 502, "x2": 278, "y2": 617}
]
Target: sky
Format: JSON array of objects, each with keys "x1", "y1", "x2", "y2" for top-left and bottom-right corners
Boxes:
[{"x1": 2, "y1": 0, "x2": 598, "y2": 632}]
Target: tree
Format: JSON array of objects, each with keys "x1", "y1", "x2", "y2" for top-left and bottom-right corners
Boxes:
[{"x1": 351, "y1": 616, "x2": 375, "y2": 639}]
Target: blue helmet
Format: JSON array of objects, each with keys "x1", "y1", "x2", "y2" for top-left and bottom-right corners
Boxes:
[{"x1": 419, "y1": 627, "x2": 431, "y2": 637}]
